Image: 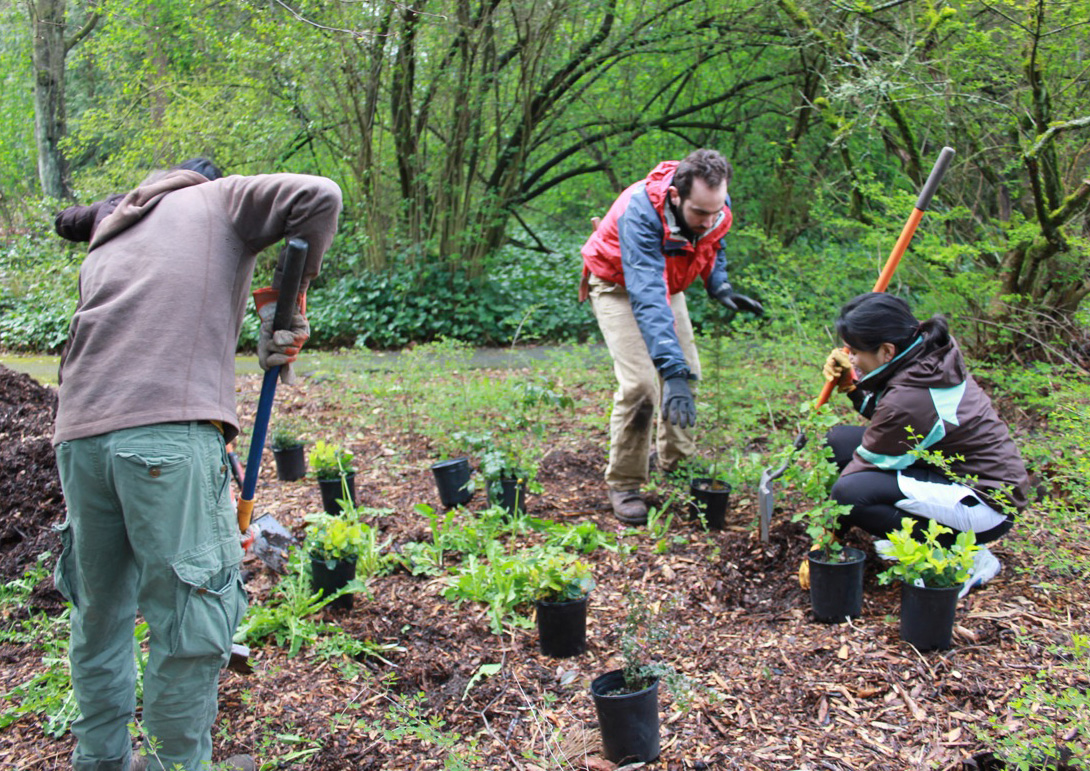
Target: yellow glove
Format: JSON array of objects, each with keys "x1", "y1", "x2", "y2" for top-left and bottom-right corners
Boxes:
[{"x1": 822, "y1": 348, "x2": 855, "y2": 393}]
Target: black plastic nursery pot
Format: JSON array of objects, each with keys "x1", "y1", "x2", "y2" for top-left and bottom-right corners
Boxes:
[
  {"x1": 431, "y1": 457, "x2": 474, "y2": 508},
  {"x1": 536, "y1": 593, "x2": 589, "y2": 658},
  {"x1": 272, "y1": 445, "x2": 307, "y2": 482},
  {"x1": 487, "y1": 477, "x2": 527, "y2": 517},
  {"x1": 590, "y1": 670, "x2": 660, "y2": 763},
  {"x1": 310, "y1": 555, "x2": 357, "y2": 611},
  {"x1": 899, "y1": 581, "x2": 960, "y2": 651},
  {"x1": 808, "y1": 547, "x2": 866, "y2": 623},
  {"x1": 687, "y1": 477, "x2": 732, "y2": 529},
  {"x1": 318, "y1": 472, "x2": 356, "y2": 516}
]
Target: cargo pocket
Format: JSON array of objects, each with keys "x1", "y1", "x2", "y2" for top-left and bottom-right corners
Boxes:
[
  {"x1": 115, "y1": 449, "x2": 196, "y2": 515},
  {"x1": 170, "y1": 545, "x2": 247, "y2": 660},
  {"x1": 116, "y1": 450, "x2": 192, "y2": 477},
  {"x1": 52, "y1": 519, "x2": 78, "y2": 608}
]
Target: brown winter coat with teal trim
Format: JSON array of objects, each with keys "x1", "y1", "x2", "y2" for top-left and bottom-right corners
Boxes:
[{"x1": 843, "y1": 335, "x2": 1030, "y2": 514}]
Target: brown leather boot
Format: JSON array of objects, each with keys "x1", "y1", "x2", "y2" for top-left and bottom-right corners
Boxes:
[{"x1": 608, "y1": 489, "x2": 648, "y2": 525}]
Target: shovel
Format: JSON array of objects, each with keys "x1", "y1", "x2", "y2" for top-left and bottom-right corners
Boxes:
[
  {"x1": 236, "y1": 238, "x2": 308, "y2": 536},
  {"x1": 757, "y1": 146, "x2": 955, "y2": 543}
]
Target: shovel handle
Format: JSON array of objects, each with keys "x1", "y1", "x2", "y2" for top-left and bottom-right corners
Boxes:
[
  {"x1": 816, "y1": 147, "x2": 954, "y2": 409},
  {"x1": 238, "y1": 238, "x2": 309, "y2": 533}
]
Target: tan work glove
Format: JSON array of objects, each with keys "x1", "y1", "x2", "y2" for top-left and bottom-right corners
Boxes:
[
  {"x1": 254, "y1": 287, "x2": 309, "y2": 385},
  {"x1": 822, "y1": 348, "x2": 855, "y2": 393}
]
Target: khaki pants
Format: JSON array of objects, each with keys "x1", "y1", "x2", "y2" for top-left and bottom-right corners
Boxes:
[{"x1": 589, "y1": 274, "x2": 701, "y2": 490}]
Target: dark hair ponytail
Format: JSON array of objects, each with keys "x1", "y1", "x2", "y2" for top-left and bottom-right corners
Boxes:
[{"x1": 835, "y1": 292, "x2": 949, "y2": 355}]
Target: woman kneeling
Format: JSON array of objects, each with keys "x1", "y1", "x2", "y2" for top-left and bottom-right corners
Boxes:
[{"x1": 822, "y1": 293, "x2": 1030, "y2": 588}]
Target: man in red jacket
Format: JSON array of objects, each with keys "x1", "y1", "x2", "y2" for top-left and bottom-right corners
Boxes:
[{"x1": 581, "y1": 149, "x2": 761, "y2": 524}]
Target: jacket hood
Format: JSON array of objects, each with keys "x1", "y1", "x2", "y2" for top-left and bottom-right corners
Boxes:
[
  {"x1": 89, "y1": 169, "x2": 212, "y2": 250},
  {"x1": 857, "y1": 335, "x2": 966, "y2": 395},
  {"x1": 643, "y1": 160, "x2": 728, "y2": 247},
  {"x1": 643, "y1": 161, "x2": 678, "y2": 209}
]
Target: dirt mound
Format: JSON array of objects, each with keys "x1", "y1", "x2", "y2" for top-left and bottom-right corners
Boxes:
[{"x1": 0, "y1": 365, "x2": 63, "y2": 582}]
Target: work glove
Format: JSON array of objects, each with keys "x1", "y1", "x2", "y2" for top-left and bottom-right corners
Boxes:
[
  {"x1": 662, "y1": 376, "x2": 696, "y2": 428},
  {"x1": 822, "y1": 348, "x2": 855, "y2": 393},
  {"x1": 711, "y1": 283, "x2": 764, "y2": 315},
  {"x1": 254, "y1": 287, "x2": 309, "y2": 385}
]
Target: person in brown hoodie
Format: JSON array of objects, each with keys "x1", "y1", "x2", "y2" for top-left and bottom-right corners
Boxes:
[
  {"x1": 822, "y1": 293, "x2": 1030, "y2": 592},
  {"x1": 51, "y1": 159, "x2": 342, "y2": 771}
]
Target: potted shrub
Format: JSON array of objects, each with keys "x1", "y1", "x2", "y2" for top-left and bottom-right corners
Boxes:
[
  {"x1": 310, "y1": 440, "x2": 355, "y2": 515},
  {"x1": 304, "y1": 510, "x2": 373, "y2": 611},
  {"x1": 483, "y1": 450, "x2": 535, "y2": 517},
  {"x1": 878, "y1": 516, "x2": 979, "y2": 651},
  {"x1": 590, "y1": 595, "x2": 697, "y2": 764},
  {"x1": 528, "y1": 555, "x2": 595, "y2": 658},
  {"x1": 687, "y1": 467, "x2": 732, "y2": 529},
  {"x1": 782, "y1": 413, "x2": 864, "y2": 623},
  {"x1": 455, "y1": 430, "x2": 541, "y2": 517},
  {"x1": 270, "y1": 427, "x2": 307, "y2": 482},
  {"x1": 795, "y1": 497, "x2": 863, "y2": 623}
]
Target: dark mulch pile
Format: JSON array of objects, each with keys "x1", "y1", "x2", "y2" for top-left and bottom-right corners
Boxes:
[
  {"x1": 0, "y1": 366, "x2": 64, "y2": 585},
  {"x1": 1, "y1": 364, "x2": 1086, "y2": 770}
]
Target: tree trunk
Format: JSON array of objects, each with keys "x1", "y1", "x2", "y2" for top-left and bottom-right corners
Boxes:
[{"x1": 29, "y1": 0, "x2": 70, "y2": 199}]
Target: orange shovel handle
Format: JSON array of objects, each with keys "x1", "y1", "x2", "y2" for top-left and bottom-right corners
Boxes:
[{"x1": 816, "y1": 147, "x2": 955, "y2": 409}]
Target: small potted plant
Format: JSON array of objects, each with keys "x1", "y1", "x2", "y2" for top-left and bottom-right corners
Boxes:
[
  {"x1": 685, "y1": 456, "x2": 732, "y2": 529},
  {"x1": 455, "y1": 430, "x2": 540, "y2": 517},
  {"x1": 270, "y1": 427, "x2": 307, "y2": 482},
  {"x1": 528, "y1": 555, "x2": 595, "y2": 658},
  {"x1": 590, "y1": 595, "x2": 698, "y2": 764},
  {"x1": 783, "y1": 413, "x2": 864, "y2": 623},
  {"x1": 878, "y1": 516, "x2": 979, "y2": 651},
  {"x1": 304, "y1": 510, "x2": 372, "y2": 611},
  {"x1": 310, "y1": 440, "x2": 355, "y2": 515},
  {"x1": 482, "y1": 445, "x2": 536, "y2": 517}
]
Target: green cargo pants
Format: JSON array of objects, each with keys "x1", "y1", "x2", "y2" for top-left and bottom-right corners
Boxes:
[
  {"x1": 588, "y1": 274, "x2": 701, "y2": 491},
  {"x1": 54, "y1": 422, "x2": 247, "y2": 771}
]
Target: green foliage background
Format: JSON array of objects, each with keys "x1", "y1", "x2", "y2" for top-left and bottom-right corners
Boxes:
[{"x1": 1, "y1": 0, "x2": 1088, "y2": 354}]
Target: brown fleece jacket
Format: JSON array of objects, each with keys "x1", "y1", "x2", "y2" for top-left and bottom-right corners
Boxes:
[{"x1": 54, "y1": 171, "x2": 342, "y2": 444}]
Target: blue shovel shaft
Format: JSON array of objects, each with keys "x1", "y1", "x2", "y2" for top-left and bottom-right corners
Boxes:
[
  {"x1": 237, "y1": 238, "x2": 308, "y2": 533},
  {"x1": 242, "y1": 365, "x2": 281, "y2": 502}
]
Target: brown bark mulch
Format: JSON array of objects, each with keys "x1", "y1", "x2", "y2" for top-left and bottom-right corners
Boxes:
[{"x1": 0, "y1": 364, "x2": 1086, "y2": 770}]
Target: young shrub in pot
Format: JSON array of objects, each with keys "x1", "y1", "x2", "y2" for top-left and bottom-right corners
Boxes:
[
  {"x1": 878, "y1": 516, "x2": 978, "y2": 651},
  {"x1": 310, "y1": 440, "x2": 356, "y2": 515},
  {"x1": 270, "y1": 427, "x2": 307, "y2": 481},
  {"x1": 783, "y1": 411, "x2": 865, "y2": 623},
  {"x1": 454, "y1": 430, "x2": 540, "y2": 517},
  {"x1": 304, "y1": 506, "x2": 390, "y2": 611},
  {"x1": 529, "y1": 555, "x2": 594, "y2": 658},
  {"x1": 590, "y1": 594, "x2": 699, "y2": 763}
]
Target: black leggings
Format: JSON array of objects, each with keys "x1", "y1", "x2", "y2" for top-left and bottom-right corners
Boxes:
[{"x1": 826, "y1": 425, "x2": 1012, "y2": 546}]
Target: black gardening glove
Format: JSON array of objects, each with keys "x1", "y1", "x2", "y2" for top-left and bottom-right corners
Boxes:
[
  {"x1": 711, "y1": 283, "x2": 764, "y2": 315},
  {"x1": 662, "y1": 376, "x2": 696, "y2": 428}
]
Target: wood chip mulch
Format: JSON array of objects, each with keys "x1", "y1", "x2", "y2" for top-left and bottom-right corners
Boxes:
[{"x1": 1, "y1": 364, "x2": 1086, "y2": 770}]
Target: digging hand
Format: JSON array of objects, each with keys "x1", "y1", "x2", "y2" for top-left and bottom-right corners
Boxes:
[
  {"x1": 662, "y1": 376, "x2": 696, "y2": 428},
  {"x1": 822, "y1": 348, "x2": 855, "y2": 393},
  {"x1": 711, "y1": 283, "x2": 763, "y2": 315},
  {"x1": 255, "y1": 287, "x2": 309, "y2": 385}
]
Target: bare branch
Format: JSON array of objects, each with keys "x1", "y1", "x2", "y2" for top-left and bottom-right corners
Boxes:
[{"x1": 65, "y1": 10, "x2": 100, "y2": 55}]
